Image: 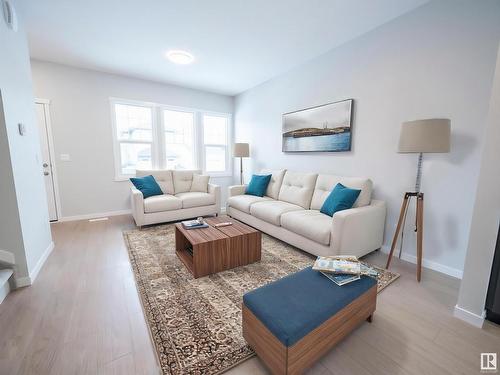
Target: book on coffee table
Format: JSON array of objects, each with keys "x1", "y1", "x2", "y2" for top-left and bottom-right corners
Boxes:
[
  {"x1": 321, "y1": 271, "x2": 361, "y2": 286},
  {"x1": 181, "y1": 220, "x2": 208, "y2": 229},
  {"x1": 312, "y1": 256, "x2": 361, "y2": 275}
]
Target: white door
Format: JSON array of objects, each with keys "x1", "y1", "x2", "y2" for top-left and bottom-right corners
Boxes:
[{"x1": 35, "y1": 102, "x2": 58, "y2": 221}]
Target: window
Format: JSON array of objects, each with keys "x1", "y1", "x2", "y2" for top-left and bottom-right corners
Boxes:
[
  {"x1": 203, "y1": 114, "x2": 229, "y2": 173},
  {"x1": 113, "y1": 104, "x2": 153, "y2": 175},
  {"x1": 163, "y1": 109, "x2": 195, "y2": 169},
  {"x1": 111, "y1": 99, "x2": 231, "y2": 179}
]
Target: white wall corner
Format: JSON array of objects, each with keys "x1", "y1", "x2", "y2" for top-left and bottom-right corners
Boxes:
[
  {"x1": 453, "y1": 305, "x2": 485, "y2": 328},
  {"x1": 14, "y1": 276, "x2": 32, "y2": 288},
  {"x1": 28, "y1": 241, "x2": 55, "y2": 285},
  {"x1": 380, "y1": 245, "x2": 463, "y2": 279}
]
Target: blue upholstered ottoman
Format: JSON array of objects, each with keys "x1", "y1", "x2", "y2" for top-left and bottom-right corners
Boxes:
[{"x1": 242, "y1": 266, "x2": 377, "y2": 375}]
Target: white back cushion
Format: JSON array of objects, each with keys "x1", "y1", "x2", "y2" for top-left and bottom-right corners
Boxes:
[
  {"x1": 310, "y1": 174, "x2": 373, "y2": 210},
  {"x1": 260, "y1": 169, "x2": 286, "y2": 200},
  {"x1": 136, "y1": 169, "x2": 174, "y2": 195},
  {"x1": 190, "y1": 175, "x2": 209, "y2": 193},
  {"x1": 172, "y1": 170, "x2": 201, "y2": 194},
  {"x1": 278, "y1": 172, "x2": 318, "y2": 209}
]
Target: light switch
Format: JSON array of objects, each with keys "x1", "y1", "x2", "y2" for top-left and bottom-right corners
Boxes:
[{"x1": 60, "y1": 154, "x2": 71, "y2": 161}]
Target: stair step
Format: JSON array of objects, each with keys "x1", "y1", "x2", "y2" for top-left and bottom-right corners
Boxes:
[{"x1": 0, "y1": 269, "x2": 14, "y2": 304}]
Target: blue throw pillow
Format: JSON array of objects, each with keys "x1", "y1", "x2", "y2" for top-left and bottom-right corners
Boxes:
[
  {"x1": 245, "y1": 174, "x2": 272, "y2": 197},
  {"x1": 320, "y1": 183, "x2": 361, "y2": 217},
  {"x1": 130, "y1": 175, "x2": 163, "y2": 199}
]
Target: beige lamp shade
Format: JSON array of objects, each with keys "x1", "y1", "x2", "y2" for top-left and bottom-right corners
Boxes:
[
  {"x1": 233, "y1": 143, "x2": 249, "y2": 157},
  {"x1": 398, "y1": 118, "x2": 451, "y2": 153}
]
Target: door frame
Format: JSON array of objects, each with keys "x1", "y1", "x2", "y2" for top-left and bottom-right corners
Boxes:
[{"x1": 35, "y1": 98, "x2": 62, "y2": 221}]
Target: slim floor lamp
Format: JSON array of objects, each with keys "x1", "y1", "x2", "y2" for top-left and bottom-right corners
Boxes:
[
  {"x1": 233, "y1": 143, "x2": 249, "y2": 185},
  {"x1": 386, "y1": 119, "x2": 451, "y2": 282}
]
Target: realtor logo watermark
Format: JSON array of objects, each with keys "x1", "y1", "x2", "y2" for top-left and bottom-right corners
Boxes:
[{"x1": 481, "y1": 353, "x2": 497, "y2": 373}]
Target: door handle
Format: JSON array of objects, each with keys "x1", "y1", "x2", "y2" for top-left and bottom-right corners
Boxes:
[
  {"x1": 43, "y1": 163, "x2": 49, "y2": 168},
  {"x1": 44, "y1": 171, "x2": 49, "y2": 176}
]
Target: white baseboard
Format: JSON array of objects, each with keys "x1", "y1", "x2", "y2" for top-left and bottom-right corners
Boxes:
[
  {"x1": 29, "y1": 241, "x2": 54, "y2": 284},
  {"x1": 58, "y1": 209, "x2": 132, "y2": 222},
  {"x1": 13, "y1": 241, "x2": 55, "y2": 288},
  {"x1": 453, "y1": 305, "x2": 485, "y2": 328},
  {"x1": 14, "y1": 276, "x2": 31, "y2": 288},
  {"x1": 380, "y1": 245, "x2": 463, "y2": 279}
]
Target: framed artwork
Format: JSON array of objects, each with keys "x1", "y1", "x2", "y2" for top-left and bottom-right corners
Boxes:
[{"x1": 282, "y1": 99, "x2": 353, "y2": 152}]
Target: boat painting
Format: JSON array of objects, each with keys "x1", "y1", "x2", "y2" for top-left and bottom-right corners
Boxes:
[{"x1": 282, "y1": 99, "x2": 353, "y2": 152}]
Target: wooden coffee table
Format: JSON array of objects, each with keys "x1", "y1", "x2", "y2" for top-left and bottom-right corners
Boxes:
[{"x1": 175, "y1": 215, "x2": 261, "y2": 278}]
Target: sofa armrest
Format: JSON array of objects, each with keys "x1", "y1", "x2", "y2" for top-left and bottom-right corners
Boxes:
[
  {"x1": 130, "y1": 187, "x2": 145, "y2": 226},
  {"x1": 330, "y1": 200, "x2": 386, "y2": 257},
  {"x1": 228, "y1": 185, "x2": 246, "y2": 197},
  {"x1": 208, "y1": 183, "x2": 221, "y2": 214}
]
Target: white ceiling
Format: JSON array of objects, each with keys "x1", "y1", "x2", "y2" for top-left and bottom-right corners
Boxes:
[{"x1": 16, "y1": 0, "x2": 428, "y2": 96}]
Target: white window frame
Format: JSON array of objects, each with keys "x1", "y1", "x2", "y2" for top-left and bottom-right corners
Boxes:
[
  {"x1": 201, "y1": 112, "x2": 232, "y2": 177},
  {"x1": 110, "y1": 98, "x2": 232, "y2": 180}
]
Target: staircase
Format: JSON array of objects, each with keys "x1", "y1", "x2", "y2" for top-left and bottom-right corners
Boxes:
[
  {"x1": 0, "y1": 269, "x2": 14, "y2": 304},
  {"x1": 0, "y1": 250, "x2": 15, "y2": 304}
]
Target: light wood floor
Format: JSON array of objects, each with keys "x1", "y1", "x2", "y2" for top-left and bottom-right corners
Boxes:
[{"x1": 0, "y1": 215, "x2": 498, "y2": 375}]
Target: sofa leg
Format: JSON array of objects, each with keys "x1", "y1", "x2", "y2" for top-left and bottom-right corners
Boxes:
[{"x1": 367, "y1": 314, "x2": 373, "y2": 323}]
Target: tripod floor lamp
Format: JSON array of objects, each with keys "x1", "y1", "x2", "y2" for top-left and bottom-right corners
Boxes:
[
  {"x1": 233, "y1": 143, "x2": 249, "y2": 185},
  {"x1": 386, "y1": 119, "x2": 451, "y2": 282}
]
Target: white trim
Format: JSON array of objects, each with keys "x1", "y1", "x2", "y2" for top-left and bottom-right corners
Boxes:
[
  {"x1": 15, "y1": 276, "x2": 31, "y2": 288},
  {"x1": 58, "y1": 209, "x2": 132, "y2": 222},
  {"x1": 0, "y1": 269, "x2": 13, "y2": 304},
  {"x1": 34, "y1": 97, "x2": 51, "y2": 104},
  {"x1": 12, "y1": 241, "x2": 55, "y2": 288},
  {"x1": 380, "y1": 245, "x2": 463, "y2": 279},
  {"x1": 35, "y1": 99, "x2": 62, "y2": 221},
  {"x1": 453, "y1": 305, "x2": 485, "y2": 328},
  {"x1": 29, "y1": 241, "x2": 54, "y2": 284},
  {"x1": 0, "y1": 249, "x2": 15, "y2": 266}
]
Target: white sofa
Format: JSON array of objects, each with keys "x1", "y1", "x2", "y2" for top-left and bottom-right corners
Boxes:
[
  {"x1": 226, "y1": 170, "x2": 386, "y2": 258},
  {"x1": 131, "y1": 169, "x2": 221, "y2": 227}
]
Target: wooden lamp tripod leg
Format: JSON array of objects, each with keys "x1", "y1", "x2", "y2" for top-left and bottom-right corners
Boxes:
[
  {"x1": 386, "y1": 193, "x2": 410, "y2": 269},
  {"x1": 416, "y1": 193, "x2": 424, "y2": 282}
]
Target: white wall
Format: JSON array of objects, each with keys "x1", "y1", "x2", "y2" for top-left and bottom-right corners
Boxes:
[
  {"x1": 234, "y1": 0, "x2": 500, "y2": 277},
  {"x1": 30, "y1": 61, "x2": 234, "y2": 218},
  {"x1": 0, "y1": 9, "x2": 53, "y2": 283},
  {"x1": 456, "y1": 43, "x2": 500, "y2": 325}
]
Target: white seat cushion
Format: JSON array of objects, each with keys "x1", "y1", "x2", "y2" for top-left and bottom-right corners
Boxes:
[
  {"x1": 144, "y1": 195, "x2": 182, "y2": 213},
  {"x1": 227, "y1": 194, "x2": 272, "y2": 213},
  {"x1": 281, "y1": 210, "x2": 332, "y2": 245},
  {"x1": 250, "y1": 200, "x2": 303, "y2": 226},
  {"x1": 175, "y1": 192, "x2": 215, "y2": 209}
]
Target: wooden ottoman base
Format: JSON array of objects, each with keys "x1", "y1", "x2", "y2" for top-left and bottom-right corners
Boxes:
[{"x1": 242, "y1": 285, "x2": 377, "y2": 375}]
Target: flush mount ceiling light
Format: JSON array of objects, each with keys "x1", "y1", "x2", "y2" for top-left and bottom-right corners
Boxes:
[{"x1": 166, "y1": 50, "x2": 194, "y2": 65}]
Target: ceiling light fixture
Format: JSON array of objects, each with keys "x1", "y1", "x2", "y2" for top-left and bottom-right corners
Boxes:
[{"x1": 166, "y1": 50, "x2": 194, "y2": 65}]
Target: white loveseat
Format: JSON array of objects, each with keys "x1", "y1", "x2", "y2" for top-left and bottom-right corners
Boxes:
[
  {"x1": 226, "y1": 170, "x2": 386, "y2": 258},
  {"x1": 131, "y1": 169, "x2": 221, "y2": 227}
]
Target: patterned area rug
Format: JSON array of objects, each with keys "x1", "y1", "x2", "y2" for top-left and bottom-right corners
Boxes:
[{"x1": 123, "y1": 224, "x2": 399, "y2": 375}]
